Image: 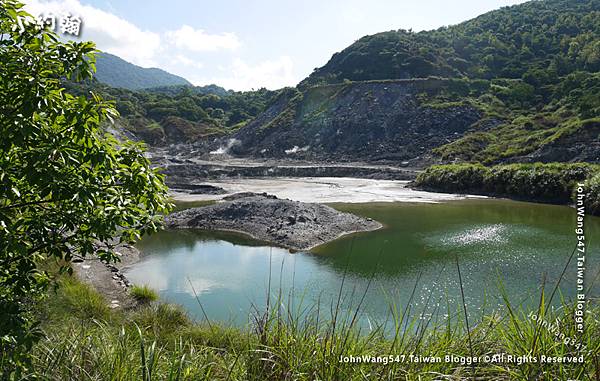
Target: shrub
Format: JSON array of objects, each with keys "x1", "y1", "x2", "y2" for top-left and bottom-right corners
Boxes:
[
  {"x1": 130, "y1": 285, "x2": 159, "y2": 304},
  {"x1": 414, "y1": 163, "x2": 488, "y2": 193},
  {"x1": 0, "y1": 3, "x2": 171, "y2": 374},
  {"x1": 415, "y1": 162, "x2": 600, "y2": 213},
  {"x1": 584, "y1": 173, "x2": 600, "y2": 215}
]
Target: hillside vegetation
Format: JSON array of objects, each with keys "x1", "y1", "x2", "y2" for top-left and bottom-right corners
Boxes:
[
  {"x1": 414, "y1": 163, "x2": 600, "y2": 214},
  {"x1": 303, "y1": 0, "x2": 599, "y2": 86},
  {"x1": 66, "y1": 81, "x2": 279, "y2": 145},
  {"x1": 68, "y1": 1, "x2": 600, "y2": 164}
]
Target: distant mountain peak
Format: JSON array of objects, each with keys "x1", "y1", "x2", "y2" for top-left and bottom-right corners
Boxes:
[{"x1": 94, "y1": 52, "x2": 192, "y2": 90}]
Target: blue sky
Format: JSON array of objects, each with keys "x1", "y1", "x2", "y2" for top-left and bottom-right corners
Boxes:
[{"x1": 25, "y1": 0, "x2": 528, "y2": 90}]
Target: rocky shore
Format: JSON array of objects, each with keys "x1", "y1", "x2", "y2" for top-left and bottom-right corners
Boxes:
[
  {"x1": 72, "y1": 243, "x2": 140, "y2": 309},
  {"x1": 165, "y1": 192, "x2": 382, "y2": 250}
]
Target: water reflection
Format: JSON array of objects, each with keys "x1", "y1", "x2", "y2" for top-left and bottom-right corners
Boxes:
[{"x1": 125, "y1": 199, "x2": 600, "y2": 330}]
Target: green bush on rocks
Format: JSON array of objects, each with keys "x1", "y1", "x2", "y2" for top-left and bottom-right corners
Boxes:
[{"x1": 415, "y1": 163, "x2": 600, "y2": 214}]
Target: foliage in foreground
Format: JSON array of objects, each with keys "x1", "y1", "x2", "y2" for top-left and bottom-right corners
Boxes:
[
  {"x1": 0, "y1": 1, "x2": 171, "y2": 376},
  {"x1": 415, "y1": 163, "x2": 600, "y2": 213},
  {"x1": 30, "y1": 274, "x2": 599, "y2": 380}
]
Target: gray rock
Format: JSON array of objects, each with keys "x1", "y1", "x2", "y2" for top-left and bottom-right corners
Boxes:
[{"x1": 165, "y1": 193, "x2": 382, "y2": 250}]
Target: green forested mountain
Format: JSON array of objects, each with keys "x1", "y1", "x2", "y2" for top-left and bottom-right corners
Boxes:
[
  {"x1": 302, "y1": 0, "x2": 599, "y2": 86},
  {"x1": 95, "y1": 52, "x2": 192, "y2": 90},
  {"x1": 231, "y1": 0, "x2": 600, "y2": 164},
  {"x1": 147, "y1": 84, "x2": 232, "y2": 97}
]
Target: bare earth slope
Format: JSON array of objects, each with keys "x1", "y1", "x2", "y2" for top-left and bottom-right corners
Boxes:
[{"x1": 230, "y1": 80, "x2": 483, "y2": 164}]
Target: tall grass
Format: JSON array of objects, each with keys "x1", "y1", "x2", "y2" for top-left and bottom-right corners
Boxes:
[
  {"x1": 130, "y1": 285, "x2": 159, "y2": 304},
  {"x1": 30, "y1": 263, "x2": 599, "y2": 380}
]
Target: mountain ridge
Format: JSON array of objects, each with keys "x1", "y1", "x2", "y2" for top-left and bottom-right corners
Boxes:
[
  {"x1": 302, "y1": 0, "x2": 599, "y2": 87},
  {"x1": 94, "y1": 52, "x2": 192, "y2": 90}
]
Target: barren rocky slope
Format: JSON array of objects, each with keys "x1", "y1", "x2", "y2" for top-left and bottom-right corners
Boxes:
[{"x1": 230, "y1": 80, "x2": 484, "y2": 164}]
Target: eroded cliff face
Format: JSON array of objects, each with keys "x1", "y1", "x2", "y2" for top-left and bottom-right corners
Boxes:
[{"x1": 229, "y1": 80, "x2": 484, "y2": 164}]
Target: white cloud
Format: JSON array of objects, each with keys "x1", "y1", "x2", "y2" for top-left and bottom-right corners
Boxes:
[
  {"x1": 24, "y1": 0, "x2": 161, "y2": 67},
  {"x1": 165, "y1": 25, "x2": 240, "y2": 52},
  {"x1": 341, "y1": 7, "x2": 366, "y2": 24},
  {"x1": 195, "y1": 56, "x2": 297, "y2": 91},
  {"x1": 172, "y1": 54, "x2": 204, "y2": 69},
  {"x1": 21, "y1": 0, "x2": 294, "y2": 90}
]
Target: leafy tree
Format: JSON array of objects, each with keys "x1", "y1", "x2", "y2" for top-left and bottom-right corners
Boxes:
[{"x1": 0, "y1": 1, "x2": 171, "y2": 377}]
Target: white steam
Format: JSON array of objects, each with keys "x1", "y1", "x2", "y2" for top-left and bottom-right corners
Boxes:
[
  {"x1": 210, "y1": 138, "x2": 240, "y2": 155},
  {"x1": 284, "y1": 145, "x2": 310, "y2": 154}
]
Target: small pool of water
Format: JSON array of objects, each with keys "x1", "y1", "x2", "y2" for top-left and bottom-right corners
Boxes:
[{"x1": 125, "y1": 199, "x2": 600, "y2": 330}]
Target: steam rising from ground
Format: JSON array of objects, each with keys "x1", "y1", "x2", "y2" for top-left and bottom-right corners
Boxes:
[
  {"x1": 210, "y1": 138, "x2": 241, "y2": 155},
  {"x1": 285, "y1": 145, "x2": 310, "y2": 154}
]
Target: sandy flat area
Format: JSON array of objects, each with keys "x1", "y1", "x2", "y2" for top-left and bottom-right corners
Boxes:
[{"x1": 170, "y1": 177, "x2": 485, "y2": 204}]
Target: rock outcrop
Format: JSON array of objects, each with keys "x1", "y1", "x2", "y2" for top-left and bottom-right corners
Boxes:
[
  {"x1": 230, "y1": 80, "x2": 482, "y2": 164},
  {"x1": 165, "y1": 193, "x2": 382, "y2": 250}
]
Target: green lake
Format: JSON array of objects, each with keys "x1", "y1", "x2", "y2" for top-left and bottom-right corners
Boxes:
[{"x1": 125, "y1": 198, "x2": 600, "y2": 330}]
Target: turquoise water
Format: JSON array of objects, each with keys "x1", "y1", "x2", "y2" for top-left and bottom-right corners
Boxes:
[{"x1": 125, "y1": 199, "x2": 600, "y2": 330}]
